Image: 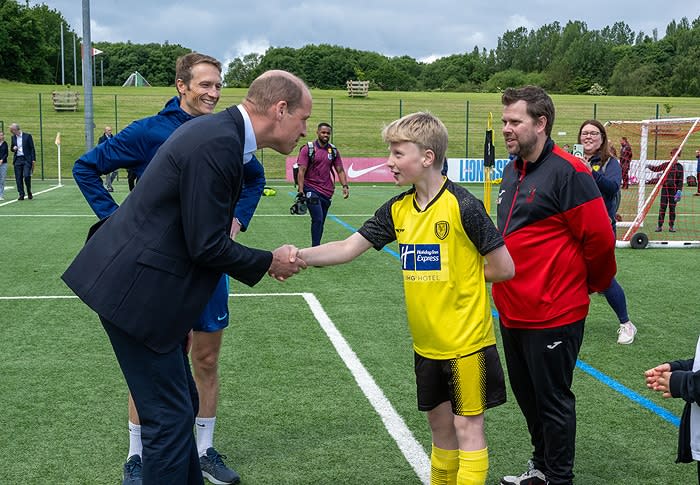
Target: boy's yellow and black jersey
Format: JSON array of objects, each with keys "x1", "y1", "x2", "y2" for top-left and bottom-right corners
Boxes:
[{"x1": 358, "y1": 178, "x2": 504, "y2": 359}]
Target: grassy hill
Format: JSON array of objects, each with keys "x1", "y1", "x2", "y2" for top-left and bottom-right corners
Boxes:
[{"x1": 1, "y1": 80, "x2": 699, "y2": 180}]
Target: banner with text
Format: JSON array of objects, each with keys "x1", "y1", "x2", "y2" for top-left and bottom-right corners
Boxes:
[{"x1": 285, "y1": 157, "x2": 516, "y2": 183}]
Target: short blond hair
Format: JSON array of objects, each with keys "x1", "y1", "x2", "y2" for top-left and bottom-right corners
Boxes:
[{"x1": 382, "y1": 112, "x2": 448, "y2": 165}]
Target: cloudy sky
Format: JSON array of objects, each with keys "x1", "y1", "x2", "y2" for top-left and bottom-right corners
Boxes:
[{"x1": 37, "y1": 1, "x2": 695, "y2": 66}]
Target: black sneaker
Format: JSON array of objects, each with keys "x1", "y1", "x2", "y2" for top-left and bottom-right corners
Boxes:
[
  {"x1": 122, "y1": 454, "x2": 143, "y2": 485},
  {"x1": 501, "y1": 460, "x2": 547, "y2": 485},
  {"x1": 200, "y1": 447, "x2": 240, "y2": 484},
  {"x1": 28, "y1": 192, "x2": 33, "y2": 199}
]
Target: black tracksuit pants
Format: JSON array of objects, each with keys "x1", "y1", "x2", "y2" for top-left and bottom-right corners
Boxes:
[{"x1": 500, "y1": 319, "x2": 585, "y2": 485}]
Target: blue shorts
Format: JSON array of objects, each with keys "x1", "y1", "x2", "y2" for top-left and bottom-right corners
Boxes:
[{"x1": 194, "y1": 275, "x2": 229, "y2": 333}]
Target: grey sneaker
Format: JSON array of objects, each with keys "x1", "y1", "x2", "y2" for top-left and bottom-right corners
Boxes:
[
  {"x1": 617, "y1": 321, "x2": 637, "y2": 344},
  {"x1": 122, "y1": 454, "x2": 143, "y2": 485},
  {"x1": 501, "y1": 459, "x2": 547, "y2": 485},
  {"x1": 200, "y1": 447, "x2": 241, "y2": 485}
]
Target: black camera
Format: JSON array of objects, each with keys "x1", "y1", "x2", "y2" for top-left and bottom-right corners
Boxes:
[{"x1": 290, "y1": 193, "x2": 307, "y2": 215}]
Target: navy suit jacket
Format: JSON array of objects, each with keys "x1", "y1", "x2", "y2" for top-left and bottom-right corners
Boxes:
[
  {"x1": 11, "y1": 132, "x2": 35, "y2": 163},
  {"x1": 62, "y1": 107, "x2": 273, "y2": 353}
]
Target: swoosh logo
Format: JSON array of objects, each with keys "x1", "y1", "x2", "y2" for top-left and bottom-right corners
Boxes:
[
  {"x1": 347, "y1": 162, "x2": 386, "y2": 178},
  {"x1": 217, "y1": 313, "x2": 228, "y2": 321},
  {"x1": 546, "y1": 341, "x2": 563, "y2": 350}
]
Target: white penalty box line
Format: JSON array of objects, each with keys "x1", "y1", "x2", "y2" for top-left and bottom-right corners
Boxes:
[{"x1": 1, "y1": 292, "x2": 430, "y2": 484}]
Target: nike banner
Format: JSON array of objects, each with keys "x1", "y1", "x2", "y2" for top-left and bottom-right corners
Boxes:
[{"x1": 286, "y1": 157, "x2": 515, "y2": 183}]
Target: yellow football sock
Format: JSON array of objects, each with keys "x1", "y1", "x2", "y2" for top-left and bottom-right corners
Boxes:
[
  {"x1": 431, "y1": 444, "x2": 459, "y2": 485},
  {"x1": 456, "y1": 447, "x2": 488, "y2": 485}
]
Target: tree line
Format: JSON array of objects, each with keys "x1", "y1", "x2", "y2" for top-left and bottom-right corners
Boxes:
[{"x1": 2, "y1": 1, "x2": 699, "y2": 96}]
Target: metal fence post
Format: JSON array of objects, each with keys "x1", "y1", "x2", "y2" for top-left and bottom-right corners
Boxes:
[
  {"x1": 39, "y1": 93, "x2": 45, "y2": 179},
  {"x1": 465, "y1": 100, "x2": 470, "y2": 158}
]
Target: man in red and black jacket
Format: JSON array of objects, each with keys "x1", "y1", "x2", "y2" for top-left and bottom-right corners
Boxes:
[{"x1": 493, "y1": 86, "x2": 616, "y2": 485}]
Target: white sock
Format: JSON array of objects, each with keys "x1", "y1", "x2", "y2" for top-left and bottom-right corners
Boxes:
[
  {"x1": 195, "y1": 416, "x2": 217, "y2": 457},
  {"x1": 128, "y1": 421, "x2": 142, "y2": 459}
]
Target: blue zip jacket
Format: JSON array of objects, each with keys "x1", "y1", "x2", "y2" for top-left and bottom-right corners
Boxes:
[
  {"x1": 73, "y1": 96, "x2": 265, "y2": 229},
  {"x1": 590, "y1": 154, "x2": 622, "y2": 226}
]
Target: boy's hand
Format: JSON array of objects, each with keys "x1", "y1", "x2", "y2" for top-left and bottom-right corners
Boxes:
[
  {"x1": 644, "y1": 363, "x2": 672, "y2": 397},
  {"x1": 268, "y1": 245, "x2": 307, "y2": 281}
]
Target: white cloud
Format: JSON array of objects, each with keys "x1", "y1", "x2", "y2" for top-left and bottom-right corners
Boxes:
[
  {"x1": 506, "y1": 14, "x2": 536, "y2": 32},
  {"x1": 40, "y1": 0, "x2": 696, "y2": 66},
  {"x1": 222, "y1": 39, "x2": 271, "y2": 74}
]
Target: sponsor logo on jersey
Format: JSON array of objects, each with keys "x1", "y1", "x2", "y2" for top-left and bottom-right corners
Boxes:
[
  {"x1": 400, "y1": 243, "x2": 441, "y2": 271},
  {"x1": 497, "y1": 189, "x2": 506, "y2": 205}
]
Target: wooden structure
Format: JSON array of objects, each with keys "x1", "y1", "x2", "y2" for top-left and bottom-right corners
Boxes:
[
  {"x1": 346, "y1": 80, "x2": 369, "y2": 97},
  {"x1": 51, "y1": 91, "x2": 80, "y2": 111}
]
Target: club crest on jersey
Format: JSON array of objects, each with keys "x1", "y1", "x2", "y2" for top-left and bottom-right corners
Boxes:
[
  {"x1": 400, "y1": 244, "x2": 441, "y2": 271},
  {"x1": 526, "y1": 185, "x2": 537, "y2": 203},
  {"x1": 434, "y1": 221, "x2": 449, "y2": 240},
  {"x1": 327, "y1": 147, "x2": 334, "y2": 159}
]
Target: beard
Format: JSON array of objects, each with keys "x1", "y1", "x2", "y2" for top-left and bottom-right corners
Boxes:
[{"x1": 507, "y1": 131, "x2": 539, "y2": 160}]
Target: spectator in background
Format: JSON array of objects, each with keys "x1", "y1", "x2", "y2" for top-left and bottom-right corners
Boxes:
[
  {"x1": 648, "y1": 147, "x2": 684, "y2": 232},
  {"x1": 9, "y1": 123, "x2": 36, "y2": 201},
  {"x1": 694, "y1": 149, "x2": 700, "y2": 196},
  {"x1": 644, "y1": 335, "x2": 700, "y2": 483},
  {"x1": 295, "y1": 122, "x2": 350, "y2": 246},
  {"x1": 0, "y1": 131, "x2": 7, "y2": 200},
  {"x1": 620, "y1": 137, "x2": 633, "y2": 189},
  {"x1": 577, "y1": 120, "x2": 637, "y2": 345},
  {"x1": 494, "y1": 87, "x2": 616, "y2": 485},
  {"x1": 98, "y1": 126, "x2": 117, "y2": 192}
]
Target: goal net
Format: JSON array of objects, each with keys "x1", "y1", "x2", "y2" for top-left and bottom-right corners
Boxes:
[{"x1": 604, "y1": 117, "x2": 700, "y2": 248}]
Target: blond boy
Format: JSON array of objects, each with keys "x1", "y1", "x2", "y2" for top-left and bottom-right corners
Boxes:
[{"x1": 298, "y1": 112, "x2": 514, "y2": 484}]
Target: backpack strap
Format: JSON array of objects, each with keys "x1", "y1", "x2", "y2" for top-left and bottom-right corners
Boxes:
[{"x1": 307, "y1": 141, "x2": 315, "y2": 165}]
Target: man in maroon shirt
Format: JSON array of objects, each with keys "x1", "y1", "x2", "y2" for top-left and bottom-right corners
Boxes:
[{"x1": 296, "y1": 122, "x2": 350, "y2": 246}]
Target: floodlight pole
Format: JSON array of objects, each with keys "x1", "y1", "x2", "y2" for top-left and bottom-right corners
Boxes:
[
  {"x1": 60, "y1": 22, "x2": 65, "y2": 85},
  {"x1": 82, "y1": 0, "x2": 94, "y2": 149},
  {"x1": 73, "y1": 33, "x2": 77, "y2": 86}
]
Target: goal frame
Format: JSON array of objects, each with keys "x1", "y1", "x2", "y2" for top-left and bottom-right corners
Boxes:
[{"x1": 604, "y1": 117, "x2": 700, "y2": 248}]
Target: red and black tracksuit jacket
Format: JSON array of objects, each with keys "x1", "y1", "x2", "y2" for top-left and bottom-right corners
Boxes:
[{"x1": 492, "y1": 139, "x2": 617, "y2": 329}]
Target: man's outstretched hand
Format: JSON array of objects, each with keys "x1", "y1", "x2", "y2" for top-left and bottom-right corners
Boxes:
[{"x1": 268, "y1": 245, "x2": 306, "y2": 281}]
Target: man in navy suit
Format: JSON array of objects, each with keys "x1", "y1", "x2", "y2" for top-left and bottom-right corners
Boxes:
[
  {"x1": 62, "y1": 70, "x2": 312, "y2": 483},
  {"x1": 9, "y1": 123, "x2": 36, "y2": 200}
]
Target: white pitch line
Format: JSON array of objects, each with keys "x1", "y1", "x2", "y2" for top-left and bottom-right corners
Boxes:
[
  {"x1": 302, "y1": 292, "x2": 430, "y2": 484},
  {"x1": 0, "y1": 291, "x2": 430, "y2": 483},
  {"x1": 0, "y1": 184, "x2": 63, "y2": 206}
]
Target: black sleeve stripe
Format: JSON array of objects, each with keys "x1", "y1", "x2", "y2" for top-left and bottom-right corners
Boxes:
[{"x1": 449, "y1": 182, "x2": 505, "y2": 256}]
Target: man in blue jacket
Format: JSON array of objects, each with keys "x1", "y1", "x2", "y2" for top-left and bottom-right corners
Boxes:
[{"x1": 72, "y1": 52, "x2": 261, "y2": 485}]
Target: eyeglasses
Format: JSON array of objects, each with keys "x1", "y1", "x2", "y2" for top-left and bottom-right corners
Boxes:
[{"x1": 581, "y1": 131, "x2": 601, "y2": 137}]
